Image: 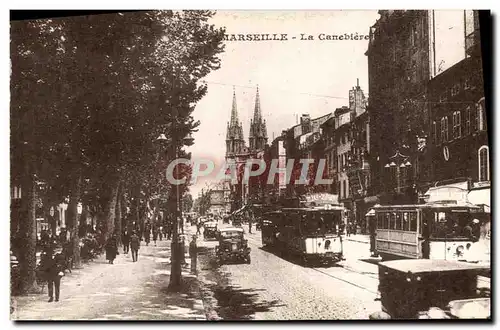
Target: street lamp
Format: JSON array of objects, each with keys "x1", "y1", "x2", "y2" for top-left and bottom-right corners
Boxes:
[
  {"x1": 156, "y1": 131, "x2": 194, "y2": 291},
  {"x1": 385, "y1": 151, "x2": 411, "y2": 194}
]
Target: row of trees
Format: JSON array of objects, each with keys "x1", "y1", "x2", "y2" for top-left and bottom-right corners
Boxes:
[{"x1": 11, "y1": 11, "x2": 225, "y2": 292}]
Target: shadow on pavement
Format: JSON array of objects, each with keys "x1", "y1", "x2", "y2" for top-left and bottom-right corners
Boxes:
[
  {"x1": 207, "y1": 283, "x2": 285, "y2": 320},
  {"x1": 198, "y1": 245, "x2": 286, "y2": 320},
  {"x1": 259, "y1": 245, "x2": 344, "y2": 269}
]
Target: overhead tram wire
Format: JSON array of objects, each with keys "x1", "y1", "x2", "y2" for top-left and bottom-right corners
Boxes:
[{"x1": 201, "y1": 80, "x2": 349, "y2": 100}]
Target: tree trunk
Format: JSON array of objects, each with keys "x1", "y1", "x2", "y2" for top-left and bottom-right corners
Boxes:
[
  {"x1": 105, "y1": 175, "x2": 121, "y2": 238},
  {"x1": 66, "y1": 167, "x2": 82, "y2": 269},
  {"x1": 19, "y1": 168, "x2": 38, "y2": 293}
]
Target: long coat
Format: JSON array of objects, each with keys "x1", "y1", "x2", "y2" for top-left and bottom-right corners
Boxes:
[
  {"x1": 105, "y1": 236, "x2": 118, "y2": 261},
  {"x1": 130, "y1": 234, "x2": 140, "y2": 251}
]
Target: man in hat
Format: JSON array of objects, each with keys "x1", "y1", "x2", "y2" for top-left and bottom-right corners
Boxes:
[
  {"x1": 40, "y1": 247, "x2": 65, "y2": 302},
  {"x1": 130, "y1": 231, "x2": 141, "y2": 262},
  {"x1": 189, "y1": 235, "x2": 198, "y2": 275}
]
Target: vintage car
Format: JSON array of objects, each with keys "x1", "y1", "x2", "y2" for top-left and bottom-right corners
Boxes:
[
  {"x1": 215, "y1": 227, "x2": 251, "y2": 265},
  {"x1": 370, "y1": 259, "x2": 490, "y2": 319},
  {"x1": 203, "y1": 221, "x2": 218, "y2": 240}
]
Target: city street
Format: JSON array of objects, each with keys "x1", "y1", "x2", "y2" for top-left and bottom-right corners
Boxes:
[{"x1": 195, "y1": 222, "x2": 381, "y2": 320}]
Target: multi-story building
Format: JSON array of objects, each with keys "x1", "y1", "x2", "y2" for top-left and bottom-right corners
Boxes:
[
  {"x1": 206, "y1": 183, "x2": 227, "y2": 215},
  {"x1": 321, "y1": 116, "x2": 337, "y2": 194},
  {"x1": 365, "y1": 10, "x2": 488, "y2": 207},
  {"x1": 284, "y1": 113, "x2": 332, "y2": 197},
  {"x1": 426, "y1": 10, "x2": 489, "y2": 210},
  {"x1": 334, "y1": 106, "x2": 352, "y2": 213}
]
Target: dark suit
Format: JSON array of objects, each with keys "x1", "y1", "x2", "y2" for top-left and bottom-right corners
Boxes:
[
  {"x1": 130, "y1": 234, "x2": 140, "y2": 262},
  {"x1": 40, "y1": 253, "x2": 64, "y2": 301}
]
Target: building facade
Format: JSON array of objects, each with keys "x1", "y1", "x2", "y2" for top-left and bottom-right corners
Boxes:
[{"x1": 365, "y1": 10, "x2": 488, "y2": 207}]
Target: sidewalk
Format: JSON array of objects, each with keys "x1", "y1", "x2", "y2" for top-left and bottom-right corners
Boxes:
[
  {"x1": 11, "y1": 234, "x2": 206, "y2": 320},
  {"x1": 343, "y1": 234, "x2": 370, "y2": 244}
]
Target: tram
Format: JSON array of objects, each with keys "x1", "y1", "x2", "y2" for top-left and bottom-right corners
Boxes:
[
  {"x1": 261, "y1": 193, "x2": 345, "y2": 265},
  {"x1": 373, "y1": 201, "x2": 487, "y2": 262}
]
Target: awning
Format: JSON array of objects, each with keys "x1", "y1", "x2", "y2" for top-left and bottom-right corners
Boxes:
[{"x1": 467, "y1": 188, "x2": 491, "y2": 213}]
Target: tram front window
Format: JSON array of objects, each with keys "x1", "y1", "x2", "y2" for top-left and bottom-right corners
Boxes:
[
  {"x1": 430, "y1": 211, "x2": 474, "y2": 239},
  {"x1": 301, "y1": 212, "x2": 339, "y2": 235}
]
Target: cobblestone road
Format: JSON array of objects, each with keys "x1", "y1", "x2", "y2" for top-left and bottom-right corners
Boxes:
[{"x1": 196, "y1": 223, "x2": 381, "y2": 320}]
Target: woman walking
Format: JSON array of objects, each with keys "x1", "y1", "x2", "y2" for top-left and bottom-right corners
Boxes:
[
  {"x1": 105, "y1": 234, "x2": 119, "y2": 264},
  {"x1": 152, "y1": 228, "x2": 158, "y2": 247}
]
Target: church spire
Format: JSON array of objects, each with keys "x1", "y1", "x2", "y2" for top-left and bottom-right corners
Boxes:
[
  {"x1": 230, "y1": 86, "x2": 239, "y2": 127},
  {"x1": 253, "y1": 85, "x2": 262, "y2": 123}
]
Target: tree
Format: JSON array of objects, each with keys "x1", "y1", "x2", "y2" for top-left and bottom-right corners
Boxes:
[{"x1": 10, "y1": 11, "x2": 225, "y2": 293}]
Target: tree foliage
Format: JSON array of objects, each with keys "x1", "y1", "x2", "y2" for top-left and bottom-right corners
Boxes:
[{"x1": 10, "y1": 10, "x2": 225, "y2": 292}]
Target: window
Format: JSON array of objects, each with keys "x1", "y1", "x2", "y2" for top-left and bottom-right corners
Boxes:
[
  {"x1": 433, "y1": 121, "x2": 438, "y2": 144},
  {"x1": 440, "y1": 116, "x2": 449, "y2": 142},
  {"x1": 377, "y1": 214, "x2": 384, "y2": 229},
  {"x1": 395, "y1": 212, "x2": 402, "y2": 230},
  {"x1": 390, "y1": 213, "x2": 396, "y2": 230},
  {"x1": 340, "y1": 180, "x2": 344, "y2": 199},
  {"x1": 478, "y1": 146, "x2": 489, "y2": 182},
  {"x1": 451, "y1": 83, "x2": 461, "y2": 97},
  {"x1": 465, "y1": 106, "x2": 471, "y2": 135},
  {"x1": 452, "y1": 111, "x2": 462, "y2": 139},
  {"x1": 410, "y1": 212, "x2": 417, "y2": 232},
  {"x1": 477, "y1": 98, "x2": 486, "y2": 131},
  {"x1": 403, "y1": 212, "x2": 410, "y2": 231},
  {"x1": 384, "y1": 213, "x2": 390, "y2": 229}
]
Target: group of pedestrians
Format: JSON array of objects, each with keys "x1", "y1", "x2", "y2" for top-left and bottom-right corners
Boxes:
[
  {"x1": 36, "y1": 217, "x2": 193, "y2": 304},
  {"x1": 121, "y1": 229, "x2": 141, "y2": 262}
]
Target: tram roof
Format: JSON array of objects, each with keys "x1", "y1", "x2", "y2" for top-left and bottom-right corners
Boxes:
[
  {"x1": 380, "y1": 259, "x2": 489, "y2": 274},
  {"x1": 281, "y1": 206, "x2": 345, "y2": 212},
  {"x1": 373, "y1": 202, "x2": 481, "y2": 210}
]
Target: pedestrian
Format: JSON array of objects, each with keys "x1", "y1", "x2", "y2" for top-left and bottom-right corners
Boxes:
[
  {"x1": 153, "y1": 229, "x2": 158, "y2": 246},
  {"x1": 40, "y1": 248, "x2": 65, "y2": 302},
  {"x1": 196, "y1": 220, "x2": 202, "y2": 235},
  {"x1": 144, "y1": 222, "x2": 151, "y2": 246},
  {"x1": 248, "y1": 218, "x2": 253, "y2": 234},
  {"x1": 159, "y1": 226, "x2": 163, "y2": 241},
  {"x1": 130, "y1": 231, "x2": 140, "y2": 262},
  {"x1": 105, "y1": 234, "x2": 119, "y2": 264},
  {"x1": 189, "y1": 235, "x2": 198, "y2": 275},
  {"x1": 122, "y1": 229, "x2": 130, "y2": 254},
  {"x1": 347, "y1": 222, "x2": 352, "y2": 237},
  {"x1": 167, "y1": 222, "x2": 173, "y2": 240}
]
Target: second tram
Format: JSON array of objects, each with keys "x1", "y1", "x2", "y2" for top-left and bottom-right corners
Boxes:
[{"x1": 374, "y1": 202, "x2": 487, "y2": 262}]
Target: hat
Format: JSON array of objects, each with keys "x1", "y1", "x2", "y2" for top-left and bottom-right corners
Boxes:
[{"x1": 472, "y1": 219, "x2": 480, "y2": 224}]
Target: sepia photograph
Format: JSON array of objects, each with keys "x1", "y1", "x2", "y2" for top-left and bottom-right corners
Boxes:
[{"x1": 9, "y1": 9, "x2": 491, "y2": 320}]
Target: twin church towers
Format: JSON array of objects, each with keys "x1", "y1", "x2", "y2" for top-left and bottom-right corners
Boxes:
[{"x1": 225, "y1": 86, "x2": 268, "y2": 159}]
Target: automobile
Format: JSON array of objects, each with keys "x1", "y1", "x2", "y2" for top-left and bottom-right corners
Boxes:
[
  {"x1": 203, "y1": 221, "x2": 218, "y2": 240},
  {"x1": 215, "y1": 227, "x2": 251, "y2": 265},
  {"x1": 370, "y1": 259, "x2": 490, "y2": 319}
]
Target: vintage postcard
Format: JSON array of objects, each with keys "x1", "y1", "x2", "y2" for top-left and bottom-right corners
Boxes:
[{"x1": 10, "y1": 10, "x2": 491, "y2": 320}]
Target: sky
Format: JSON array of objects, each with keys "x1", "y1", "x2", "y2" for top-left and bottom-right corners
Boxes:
[{"x1": 186, "y1": 10, "x2": 381, "y2": 198}]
